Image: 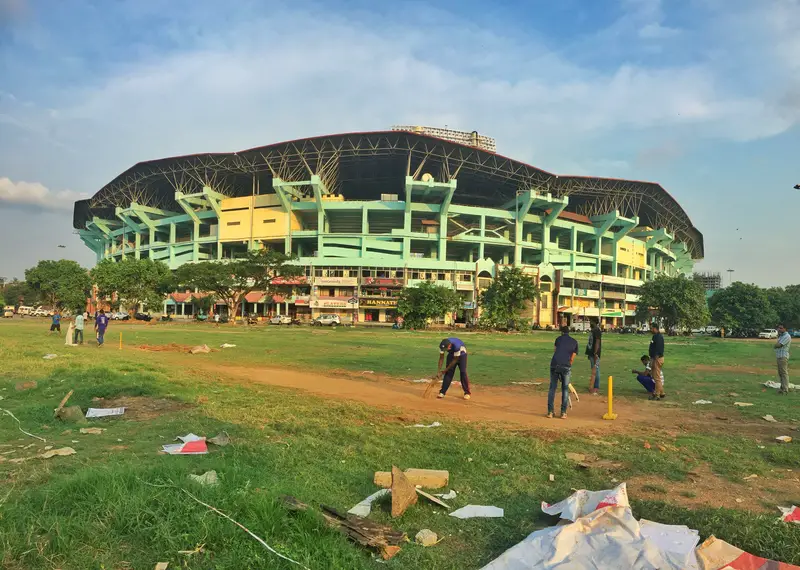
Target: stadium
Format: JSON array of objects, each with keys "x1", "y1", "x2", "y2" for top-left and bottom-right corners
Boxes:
[{"x1": 73, "y1": 127, "x2": 704, "y2": 327}]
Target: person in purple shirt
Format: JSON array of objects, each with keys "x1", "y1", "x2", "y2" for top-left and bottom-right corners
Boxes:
[
  {"x1": 436, "y1": 337, "x2": 472, "y2": 400},
  {"x1": 95, "y1": 309, "x2": 109, "y2": 347}
]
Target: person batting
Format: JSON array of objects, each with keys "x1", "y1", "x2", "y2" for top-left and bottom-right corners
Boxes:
[{"x1": 436, "y1": 337, "x2": 472, "y2": 400}]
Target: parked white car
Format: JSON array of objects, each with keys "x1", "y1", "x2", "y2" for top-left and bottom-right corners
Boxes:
[
  {"x1": 111, "y1": 311, "x2": 130, "y2": 320},
  {"x1": 758, "y1": 329, "x2": 778, "y2": 339},
  {"x1": 270, "y1": 315, "x2": 293, "y2": 325},
  {"x1": 313, "y1": 314, "x2": 341, "y2": 326}
]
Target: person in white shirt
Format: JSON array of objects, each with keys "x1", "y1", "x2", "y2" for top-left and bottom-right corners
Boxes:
[
  {"x1": 775, "y1": 324, "x2": 791, "y2": 394},
  {"x1": 73, "y1": 312, "x2": 86, "y2": 345}
]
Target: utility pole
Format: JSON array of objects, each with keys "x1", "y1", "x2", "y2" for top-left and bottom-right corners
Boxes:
[{"x1": 726, "y1": 269, "x2": 735, "y2": 286}]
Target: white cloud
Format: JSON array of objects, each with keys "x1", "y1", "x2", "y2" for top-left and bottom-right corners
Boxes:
[
  {"x1": 638, "y1": 23, "x2": 680, "y2": 39},
  {"x1": 0, "y1": 177, "x2": 88, "y2": 211}
]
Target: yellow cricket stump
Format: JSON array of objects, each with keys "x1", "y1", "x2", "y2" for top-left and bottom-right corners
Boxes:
[
  {"x1": 119, "y1": 332, "x2": 122, "y2": 350},
  {"x1": 603, "y1": 376, "x2": 617, "y2": 420}
]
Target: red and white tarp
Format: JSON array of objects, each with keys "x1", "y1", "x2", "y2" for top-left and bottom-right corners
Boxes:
[
  {"x1": 695, "y1": 535, "x2": 800, "y2": 570},
  {"x1": 541, "y1": 482, "x2": 630, "y2": 521},
  {"x1": 780, "y1": 505, "x2": 800, "y2": 524},
  {"x1": 161, "y1": 433, "x2": 208, "y2": 455},
  {"x1": 481, "y1": 506, "x2": 699, "y2": 570}
]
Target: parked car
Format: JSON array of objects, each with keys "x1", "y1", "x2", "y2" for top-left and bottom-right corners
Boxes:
[
  {"x1": 3, "y1": 306, "x2": 14, "y2": 318},
  {"x1": 313, "y1": 314, "x2": 341, "y2": 326},
  {"x1": 111, "y1": 311, "x2": 130, "y2": 320},
  {"x1": 758, "y1": 329, "x2": 778, "y2": 339},
  {"x1": 791, "y1": 329, "x2": 800, "y2": 338},
  {"x1": 134, "y1": 312, "x2": 152, "y2": 322},
  {"x1": 270, "y1": 315, "x2": 293, "y2": 325}
]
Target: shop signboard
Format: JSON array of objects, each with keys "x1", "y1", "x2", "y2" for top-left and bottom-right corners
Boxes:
[
  {"x1": 315, "y1": 277, "x2": 358, "y2": 286},
  {"x1": 360, "y1": 298, "x2": 398, "y2": 308},
  {"x1": 311, "y1": 298, "x2": 357, "y2": 309}
]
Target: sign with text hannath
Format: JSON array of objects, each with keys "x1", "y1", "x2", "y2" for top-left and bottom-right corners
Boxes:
[{"x1": 360, "y1": 297, "x2": 398, "y2": 308}]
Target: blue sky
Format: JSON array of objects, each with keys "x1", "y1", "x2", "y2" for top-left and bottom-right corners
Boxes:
[{"x1": 1, "y1": 0, "x2": 798, "y2": 285}]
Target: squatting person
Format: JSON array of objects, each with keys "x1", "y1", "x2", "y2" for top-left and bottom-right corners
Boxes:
[
  {"x1": 631, "y1": 355, "x2": 666, "y2": 395},
  {"x1": 436, "y1": 337, "x2": 472, "y2": 400},
  {"x1": 649, "y1": 323, "x2": 666, "y2": 400},
  {"x1": 548, "y1": 326, "x2": 578, "y2": 419}
]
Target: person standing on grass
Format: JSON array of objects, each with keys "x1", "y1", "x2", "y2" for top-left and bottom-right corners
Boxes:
[
  {"x1": 49, "y1": 310, "x2": 61, "y2": 335},
  {"x1": 73, "y1": 312, "x2": 85, "y2": 345},
  {"x1": 585, "y1": 322, "x2": 602, "y2": 395},
  {"x1": 548, "y1": 326, "x2": 579, "y2": 419},
  {"x1": 95, "y1": 309, "x2": 109, "y2": 347},
  {"x1": 649, "y1": 323, "x2": 666, "y2": 400},
  {"x1": 775, "y1": 324, "x2": 791, "y2": 395},
  {"x1": 436, "y1": 338, "x2": 472, "y2": 400}
]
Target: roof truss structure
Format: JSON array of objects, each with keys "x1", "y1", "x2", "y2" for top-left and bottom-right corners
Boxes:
[{"x1": 76, "y1": 131, "x2": 703, "y2": 258}]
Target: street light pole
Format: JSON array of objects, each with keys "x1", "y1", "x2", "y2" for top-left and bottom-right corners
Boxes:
[{"x1": 727, "y1": 269, "x2": 735, "y2": 286}]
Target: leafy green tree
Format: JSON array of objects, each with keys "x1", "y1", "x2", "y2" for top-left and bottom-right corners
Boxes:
[
  {"x1": 709, "y1": 281, "x2": 778, "y2": 333},
  {"x1": 396, "y1": 281, "x2": 462, "y2": 330},
  {"x1": 635, "y1": 274, "x2": 710, "y2": 331},
  {"x1": 190, "y1": 294, "x2": 216, "y2": 316},
  {"x1": 2, "y1": 279, "x2": 36, "y2": 307},
  {"x1": 765, "y1": 286, "x2": 800, "y2": 329},
  {"x1": 25, "y1": 260, "x2": 91, "y2": 313},
  {"x1": 175, "y1": 249, "x2": 301, "y2": 320},
  {"x1": 478, "y1": 267, "x2": 540, "y2": 329},
  {"x1": 90, "y1": 258, "x2": 174, "y2": 313}
]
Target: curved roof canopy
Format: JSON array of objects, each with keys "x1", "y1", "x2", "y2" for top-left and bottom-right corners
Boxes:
[{"x1": 74, "y1": 130, "x2": 703, "y2": 258}]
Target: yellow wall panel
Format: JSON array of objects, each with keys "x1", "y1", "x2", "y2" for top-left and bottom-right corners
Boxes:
[
  {"x1": 219, "y1": 195, "x2": 301, "y2": 243},
  {"x1": 617, "y1": 238, "x2": 647, "y2": 269}
]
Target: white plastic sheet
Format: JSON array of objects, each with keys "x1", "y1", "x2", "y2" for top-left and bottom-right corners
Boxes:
[
  {"x1": 541, "y1": 483, "x2": 630, "y2": 521},
  {"x1": 347, "y1": 489, "x2": 391, "y2": 518},
  {"x1": 481, "y1": 507, "x2": 695, "y2": 570},
  {"x1": 450, "y1": 505, "x2": 504, "y2": 519},
  {"x1": 85, "y1": 407, "x2": 125, "y2": 418}
]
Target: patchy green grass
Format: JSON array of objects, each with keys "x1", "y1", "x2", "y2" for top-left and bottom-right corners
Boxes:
[{"x1": 0, "y1": 319, "x2": 799, "y2": 569}]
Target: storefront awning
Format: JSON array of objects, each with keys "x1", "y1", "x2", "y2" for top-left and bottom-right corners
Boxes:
[{"x1": 558, "y1": 306, "x2": 577, "y2": 313}]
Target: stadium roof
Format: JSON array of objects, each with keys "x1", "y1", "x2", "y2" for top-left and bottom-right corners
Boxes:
[{"x1": 74, "y1": 130, "x2": 703, "y2": 258}]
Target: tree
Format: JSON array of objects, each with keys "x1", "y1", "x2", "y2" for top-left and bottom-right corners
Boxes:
[
  {"x1": 478, "y1": 267, "x2": 540, "y2": 329},
  {"x1": 90, "y1": 258, "x2": 174, "y2": 313},
  {"x1": 709, "y1": 281, "x2": 778, "y2": 334},
  {"x1": 765, "y1": 286, "x2": 800, "y2": 329},
  {"x1": 396, "y1": 281, "x2": 462, "y2": 330},
  {"x1": 25, "y1": 260, "x2": 91, "y2": 313},
  {"x1": 635, "y1": 274, "x2": 710, "y2": 331},
  {"x1": 191, "y1": 294, "x2": 216, "y2": 316},
  {"x1": 2, "y1": 279, "x2": 36, "y2": 307},
  {"x1": 175, "y1": 249, "x2": 301, "y2": 320}
]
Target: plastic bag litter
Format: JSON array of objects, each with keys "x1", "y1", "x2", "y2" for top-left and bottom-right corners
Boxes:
[
  {"x1": 85, "y1": 407, "x2": 125, "y2": 418},
  {"x1": 220, "y1": 343, "x2": 237, "y2": 349},
  {"x1": 763, "y1": 415, "x2": 778, "y2": 423},
  {"x1": 541, "y1": 483, "x2": 630, "y2": 521},
  {"x1": 406, "y1": 422, "x2": 441, "y2": 429},
  {"x1": 43, "y1": 354, "x2": 58, "y2": 360},
  {"x1": 450, "y1": 505, "x2": 504, "y2": 519},
  {"x1": 189, "y1": 470, "x2": 219, "y2": 486},
  {"x1": 764, "y1": 380, "x2": 798, "y2": 390},
  {"x1": 436, "y1": 490, "x2": 457, "y2": 500},
  {"x1": 693, "y1": 400, "x2": 712, "y2": 405}
]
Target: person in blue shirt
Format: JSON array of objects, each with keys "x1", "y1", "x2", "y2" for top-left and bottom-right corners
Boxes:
[
  {"x1": 49, "y1": 311, "x2": 62, "y2": 335},
  {"x1": 95, "y1": 309, "x2": 109, "y2": 347},
  {"x1": 548, "y1": 326, "x2": 579, "y2": 419},
  {"x1": 436, "y1": 338, "x2": 472, "y2": 400}
]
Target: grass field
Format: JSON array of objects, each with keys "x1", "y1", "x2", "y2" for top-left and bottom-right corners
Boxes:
[{"x1": 1, "y1": 319, "x2": 799, "y2": 569}]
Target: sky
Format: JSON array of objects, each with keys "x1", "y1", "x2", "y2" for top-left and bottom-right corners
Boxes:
[{"x1": 0, "y1": 0, "x2": 798, "y2": 286}]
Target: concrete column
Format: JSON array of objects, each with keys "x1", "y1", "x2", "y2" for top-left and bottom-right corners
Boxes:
[
  {"x1": 193, "y1": 221, "x2": 200, "y2": 262},
  {"x1": 134, "y1": 233, "x2": 141, "y2": 260},
  {"x1": 570, "y1": 226, "x2": 578, "y2": 270},
  {"x1": 479, "y1": 215, "x2": 486, "y2": 260},
  {"x1": 169, "y1": 223, "x2": 176, "y2": 266}
]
